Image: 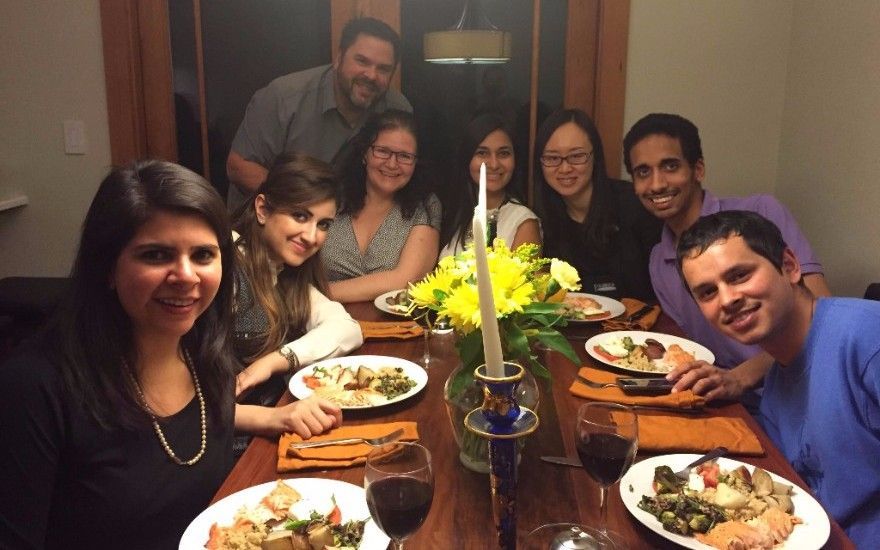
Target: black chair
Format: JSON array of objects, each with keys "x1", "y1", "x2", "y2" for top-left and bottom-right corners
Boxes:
[
  {"x1": 0, "y1": 277, "x2": 69, "y2": 351},
  {"x1": 865, "y1": 283, "x2": 880, "y2": 301}
]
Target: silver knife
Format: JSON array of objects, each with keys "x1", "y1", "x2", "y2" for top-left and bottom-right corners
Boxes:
[
  {"x1": 625, "y1": 304, "x2": 655, "y2": 323},
  {"x1": 540, "y1": 455, "x2": 582, "y2": 467}
]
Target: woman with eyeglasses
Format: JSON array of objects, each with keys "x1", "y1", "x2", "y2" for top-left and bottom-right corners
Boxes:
[
  {"x1": 535, "y1": 109, "x2": 661, "y2": 300},
  {"x1": 322, "y1": 109, "x2": 441, "y2": 303},
  {"x1": 439, "y1": 112, "x2": 541, "y2": 258},
  {"x1": 230, "y1": 153, "x2": 362, "y2": 448}
]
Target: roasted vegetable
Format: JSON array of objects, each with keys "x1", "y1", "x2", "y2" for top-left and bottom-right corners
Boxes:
[{"x1": 653, "y1": 465, "x2": 687, "y2": 494}]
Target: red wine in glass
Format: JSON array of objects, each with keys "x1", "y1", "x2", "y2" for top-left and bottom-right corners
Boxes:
[
  {"x1": 366, "y1": 476, "x2": 433, "y2": 540},
  {"x1": 576, "y1": 432, "x2": 637, "y2": 486},
  {"x1": 574, "y1": 402, "x2": 638, "y2": 545},
  {"x1": 364, "y1": 442, "x2": 434, "y2": 550}
]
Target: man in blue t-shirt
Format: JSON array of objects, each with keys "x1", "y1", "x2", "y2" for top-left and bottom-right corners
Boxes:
[{"x1": 676, "y1": 210, "x2": 880, "y2": 547}]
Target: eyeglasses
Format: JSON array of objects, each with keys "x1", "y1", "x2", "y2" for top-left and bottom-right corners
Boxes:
[
  {"x1": 370, "y1": 145, "x2": 417, "y2": 165},
  {"x1": 539, "y1": 150, "x2": 594, "y2": 167}
]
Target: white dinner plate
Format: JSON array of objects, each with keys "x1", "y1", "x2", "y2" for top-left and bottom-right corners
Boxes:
[
  {"x1": 584, "y1": 330, "x2": 715, "y2": 375},
  {"x1": 289, "y1": 355, "x2": 428, "y2": 410},
  {"x1": 179, "y1": 478, "x2": 390, "y2": 549},
  {"x1": 560, "y1": 292, "x2": 626, "y2": 323},
  {"x1": 619, "y1": 454, "x2": 830, "y2": 550},
  {"x1": 374, "y1": 289, "x2": 410, "y2": 317}
]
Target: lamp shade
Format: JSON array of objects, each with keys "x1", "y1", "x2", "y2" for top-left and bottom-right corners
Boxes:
[{"x1": 424, "y1": 29, "x2": 512, "y2": 64}]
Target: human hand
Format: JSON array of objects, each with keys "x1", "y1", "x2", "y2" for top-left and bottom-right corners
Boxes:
[
  {"x1": 665, "y1": 360, "x2": 748, "y2": 402},
  {"x1": 235, "y1": 353, "x2": 285, "y2": 397},
  {"x1": 272, "y1": 396, "x2": 342, "y2": 438}
]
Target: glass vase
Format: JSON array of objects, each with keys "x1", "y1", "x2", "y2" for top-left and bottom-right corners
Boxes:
[{"x1": 443, "y1": 360, "x2": 539, "y2": 473}]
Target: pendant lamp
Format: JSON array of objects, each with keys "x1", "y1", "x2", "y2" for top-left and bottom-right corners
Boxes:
[{"x1": 424, "y1": 0, "x2": 512, "y2": 64}]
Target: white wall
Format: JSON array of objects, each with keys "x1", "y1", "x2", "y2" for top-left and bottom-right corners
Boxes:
[
  {"x1": 623, "y1": 0, "x2": 793, "y2": 198},
  {"x1": 0, "y1": 1, "x2": 111, "y2": 278},
  {"x1": 624, "y1": 0, "x2": 880, "y2": 297},
  {"x1": 775, "y1": 1, "x2": 880, "y2": 296}
]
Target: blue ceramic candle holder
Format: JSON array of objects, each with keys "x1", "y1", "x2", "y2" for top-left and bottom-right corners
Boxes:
[{"x1": 464, "y1": 362, "x2": 539, "y2": 549}]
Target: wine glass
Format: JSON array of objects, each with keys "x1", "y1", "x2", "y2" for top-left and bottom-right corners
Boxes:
[
  {"x1": 523, "y1": 522, "x2": 614, "y2": 549},
  {"x1": 365, "y1": 442, "x2": 434, "y2": 549},
  {"x1": 575, "y1": 402, "x2": 638, "y2": 545},
  {"x1": 411, "y1": 307, "x2": 437, "y2": 368}
]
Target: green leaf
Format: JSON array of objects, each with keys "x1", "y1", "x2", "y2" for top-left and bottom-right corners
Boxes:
[
  {"x1": 450, "y1": 331, "x2": 484, "y2": 397},
  {"x1": 535, "y1": 328, "x2": 581, "y2": 366},
  {"x1": 522, "y1": 302, "x2": 561, "y2": 315}
]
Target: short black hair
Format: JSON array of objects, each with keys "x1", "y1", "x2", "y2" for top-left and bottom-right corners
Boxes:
[
  {"x1": 339, "y1": 17, "x2": 401, "y2": 65},
  {"x1": 623, "y1": 113, "x2": 703, "y2": 174},
  {"x1": 676, "y1": 210, "x2": 787, "y2": 274}
]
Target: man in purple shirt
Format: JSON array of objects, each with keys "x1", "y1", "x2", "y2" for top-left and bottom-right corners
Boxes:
[{"x1": 622, "y1": 113, "x2": 830, "y2": 402}]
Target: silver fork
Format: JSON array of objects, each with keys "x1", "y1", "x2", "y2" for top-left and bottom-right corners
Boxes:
[
  {"x1": 289, "y1": 428, "x2": 404, "y2": 450},
  {"x1": 575, "y1": 374, "x2": 617, "y2": 389}
]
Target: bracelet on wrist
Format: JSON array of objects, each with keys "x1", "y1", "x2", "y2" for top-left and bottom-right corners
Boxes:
[{"x1": 278, "y1": 347, "x2": 299, "y2": 373}]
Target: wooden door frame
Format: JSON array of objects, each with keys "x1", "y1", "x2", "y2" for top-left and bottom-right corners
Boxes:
[{"x1": 99, "y1": 1, "x2": 629, "y2": 177}]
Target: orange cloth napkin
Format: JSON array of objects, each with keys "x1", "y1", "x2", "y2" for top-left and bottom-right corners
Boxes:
[
  {"x1": 601, "y1": 298, "x2": 661, "y2": 332},
  {"x1": 613, "y1": 412, "x2": 764, "y2": 456},
  {"x1": 277, "y1": 421, "x2": 419, "y2": 472},
  {"x1": 569, "y1": 366, "x2": 707, "y2": 410},
  {"x1": 358, "y1": 320, "x2": 423, "y2": 340}
]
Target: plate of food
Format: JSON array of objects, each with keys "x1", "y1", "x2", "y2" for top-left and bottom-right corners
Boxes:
[
  {"x1": 179, "y1": 478, "x2": 389, "y2": 549},
  {"x1": 584, "y1": 331, "x2": 714, "y2": 375},
  {"x1": 558, "y1": 292, "x2": 626, "y2": 322},
  {"x1": 619, "y1": 454, "x2": 830, "y2": 550},
  {"x1": 374, "y1": 289, "x2": 411, "y2": 317},
  {"x1": 289, "y1": 355, "x2": 427, "y2": 409}
]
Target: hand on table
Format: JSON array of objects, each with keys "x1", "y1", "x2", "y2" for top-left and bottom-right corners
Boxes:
[
  {"x1": 665, "y1": 360, "x2": 748, "y2": 402},
  {"x1": 271, "y1": 396, "x2": 342, "y2": 439}
]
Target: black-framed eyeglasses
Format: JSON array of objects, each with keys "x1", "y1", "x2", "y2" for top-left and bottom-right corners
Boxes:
[
  {"x1": 539, "y1": 150, "x2": 594, "y2": 167},
  {"x1": 370, "y1": 145, "x2": 417, "y2": 165}
]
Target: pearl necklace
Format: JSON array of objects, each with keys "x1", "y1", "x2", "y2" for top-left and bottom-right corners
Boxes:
[{"x1": 126, "y1": 348, "x2": 207, "y2": 466}]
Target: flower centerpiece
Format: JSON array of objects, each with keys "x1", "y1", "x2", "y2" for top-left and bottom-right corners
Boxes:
[{"x1": 407, "y1": 239, "x2": 582, "y2": 470}]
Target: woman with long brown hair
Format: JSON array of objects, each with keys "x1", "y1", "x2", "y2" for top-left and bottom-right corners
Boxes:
[{"x1": 231, "y1": 152, "x2": 363, "y2": 439}]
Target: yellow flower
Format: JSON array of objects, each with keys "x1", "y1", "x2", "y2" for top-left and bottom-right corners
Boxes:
[
  {"x1": 550, "y1": 259, "x2": 581, "y2": 291},
  {"x1": 441, "y1": 283, "x2": 482, "y2": 333},
  {"x1": 408, "y1": 265, "x2": 456, "y2": 307}
]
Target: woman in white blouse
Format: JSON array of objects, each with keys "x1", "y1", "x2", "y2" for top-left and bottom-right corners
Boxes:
[
  {"x1": 439, "y1": 113, "x2": 541, "y2": 259},
  {"x1": 231, "y1": 153, "x2": 363, "y2": 439}
]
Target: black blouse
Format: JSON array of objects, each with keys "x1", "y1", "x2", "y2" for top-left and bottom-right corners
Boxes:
[{"x1": 543, "y1": 180, "x2": 661, "y2": 302}]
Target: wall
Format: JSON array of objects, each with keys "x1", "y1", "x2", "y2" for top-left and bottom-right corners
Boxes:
[
  {"x1": 775, "y1": 1, "x2": 880, "y2": 296},
  {"x1": 624, "y1": 0, "x2": 879, "y2": 296},
  {"x1": 0, "y1": 1, "x2": 110, "y2": 278},
  {"x1": 623, "y1": 0, "x2": 793, "y2": 198}
]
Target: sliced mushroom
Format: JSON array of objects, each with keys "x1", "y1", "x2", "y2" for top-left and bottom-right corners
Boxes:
[{"x1": 644, "y1": 338, "x2": 666, "y2": 360}]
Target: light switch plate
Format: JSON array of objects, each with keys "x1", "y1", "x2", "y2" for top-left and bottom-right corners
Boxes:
[{"x1": 63, "y1": 120, "x2": 88, "y2": 155}]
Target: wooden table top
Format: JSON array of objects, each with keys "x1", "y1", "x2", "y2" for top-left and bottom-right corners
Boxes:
[{"x1": 212, "y1": 301, "x2": 853, "y2": 549}]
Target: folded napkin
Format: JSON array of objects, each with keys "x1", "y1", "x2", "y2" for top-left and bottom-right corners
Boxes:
[
  {"x1": 569, "y1": 367, "x2": 706, "y2": 410},
  {"x1": 601, "y1": 298, "x2": 661, "y2": 331},
  {"x1": 613, "y1": 411, "x2": 764, "y2": 456},
  {"x1": 358, "y1": 320, "x2": 423, "y2": 340},
  {"x1": 277, "y1": 421, "x2": 419, "y2": 472}
]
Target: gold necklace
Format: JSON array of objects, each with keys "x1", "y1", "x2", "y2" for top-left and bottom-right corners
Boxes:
[{"x1": 126, "y1": 348, "x2": 207, "y2": 466}]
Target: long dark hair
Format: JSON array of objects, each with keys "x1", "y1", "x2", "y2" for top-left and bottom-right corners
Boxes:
[
  {"x1": 534, "y1": 108, "x2": 618, "y2": 259},
  {"x1": 232, "y1": 153, "x2": 338, "y2": 361},
  {"x1": 440, "y1": 113, "x2": 523, "y2": 250},
  {"x1": 46, "y1": 160, "x2": 236, "y2": 429},
  {"x1": 335, "y1": 109, "x2": 433, "y2": 218}
]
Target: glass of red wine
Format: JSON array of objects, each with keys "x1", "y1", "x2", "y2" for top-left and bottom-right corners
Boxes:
[
  {"x1": 365, "y1": 442, "x2": 434, "y2": 549},
  {"x1": 575, "y1": 402, "x2": 638, "y2": 545}
]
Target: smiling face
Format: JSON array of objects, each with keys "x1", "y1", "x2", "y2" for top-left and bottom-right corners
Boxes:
[
  {"x1": 256, "y1": 195, "x2": 336, "y2": 267},
  {"x1": 112, "y1": 211, "x2": 222, "y2": 342},
  {"x1": 629, "y1": 134, "x2": 705, "y2": 232},
  {"x1": 541, "y1": 122, "x2": 594, "y2": 201},
  {"x1": 681, "y1": 235, "x2": 801, "y2": 347},
  {"x1": 470, "y1": 129, "x2": 514, "y2": 200},
  {"x1": 364, "y1": 128, "x2": 417, "y2": 196},
  {"x1": 334, "y1": 34, "x2": 395, "y2": 112}
]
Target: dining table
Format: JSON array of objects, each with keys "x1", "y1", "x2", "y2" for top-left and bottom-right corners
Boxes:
[{"x1": 210, "y1": 300, "x2": 854, "y2": 549}]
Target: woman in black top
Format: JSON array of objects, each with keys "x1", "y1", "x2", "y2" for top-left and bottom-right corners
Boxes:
[
  {"x1": 0, "y1": 161, "x2": 237, "y2": 549},
  {"x1": 535, "y1": 109, "x2": 661, "y2": 301}
]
